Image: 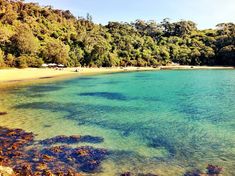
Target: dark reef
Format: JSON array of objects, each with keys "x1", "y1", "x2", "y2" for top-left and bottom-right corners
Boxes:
[
  {"x1": 0, "y1": 126, "x2": 108, "y2": 175},
  {"x1": 78, "y1": 92, "x2": 127, "y2": 101},
  {"x1": 39, "y1": 135, "x2": 104, "y2": 145}
]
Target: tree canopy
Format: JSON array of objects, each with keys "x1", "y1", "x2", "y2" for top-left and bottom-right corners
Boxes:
[{"x1": 0, "y1": 0, "x2": 234, "y2": 68}]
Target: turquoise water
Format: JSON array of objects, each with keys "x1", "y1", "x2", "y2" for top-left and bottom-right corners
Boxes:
[{"x1": 1, "y1": 70, "x2": 235, "y2": 175}]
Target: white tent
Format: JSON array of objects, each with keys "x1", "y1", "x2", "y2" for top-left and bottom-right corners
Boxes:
[
  {"x1": 48, "y1": 63, "x2": 57, "y2": 67},
  {"x1": 41, "y1": 64, "x2": 48, "y2": 67}
]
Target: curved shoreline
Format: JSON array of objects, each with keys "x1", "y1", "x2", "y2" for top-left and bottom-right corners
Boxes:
[
  {"x1": 0, "y1": 66, "x2": 234, "y2": 89},
  {"x1": 0, "y1": 67, "x2": 159, "y2": 89}
]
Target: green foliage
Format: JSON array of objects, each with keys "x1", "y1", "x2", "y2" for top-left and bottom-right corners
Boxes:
[
  {"x1": 218, "y1": 45, "x2": 235, "y2": 66},
  {"x1": 0, "y1": 0, "x2": 234, "y2": 68},
  {"x1": 42, "y1": 38, "x2": 70, "y2": 65},
  {"x1": 17, "y1": 55, "x2": 44, "y2": 68},
  {"x1": 13, "y1": 24, "x2": 40, "y2": 55},
  {"x1": 17, "y1": 55, "x2": 28, "y2": 68},
  {"x1": 0, "y1": 49, "x2": 5, "y2": 67},
  {"x1": 0, "y1": 23, "x2": 15, "y2": 44},
  {"x1": 5, "y1": 53, "x2": 16, "y2": 67}
]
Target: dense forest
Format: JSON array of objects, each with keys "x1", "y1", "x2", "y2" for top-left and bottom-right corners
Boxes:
[{"x1": 0, "y1": 0, "x2": 234, "y2": 68}]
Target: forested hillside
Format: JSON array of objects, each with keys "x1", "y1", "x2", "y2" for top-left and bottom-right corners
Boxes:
[{"x1": 0, "y1": 0, "x2": 234, "y2": 68}]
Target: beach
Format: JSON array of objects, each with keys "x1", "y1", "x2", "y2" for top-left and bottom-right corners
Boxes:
[
  {"x1": 0, "y1": 67, "x2": 158, "y2": 84},
  {"x1": 0, "y1": 66, "x2": 234, "y2": 85}
]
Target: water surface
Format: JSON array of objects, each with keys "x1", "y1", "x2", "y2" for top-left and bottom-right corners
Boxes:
[{"x1": 1, "y1": 70, "x2": 235, "y2": 175}]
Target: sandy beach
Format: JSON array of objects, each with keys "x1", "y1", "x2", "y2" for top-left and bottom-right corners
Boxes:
[
  {"x1": 0, "y1": 66, "x2": 234, "y2": 85},
  {"x1": 0, "y1": 67, "x2": 158, "y2": 84}
]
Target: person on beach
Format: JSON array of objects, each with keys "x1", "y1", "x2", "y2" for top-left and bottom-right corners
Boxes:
[{"x1": 75, "y1": 68, "x2": 79, "y2": 72}]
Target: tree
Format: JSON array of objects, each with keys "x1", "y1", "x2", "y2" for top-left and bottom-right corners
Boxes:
[
  {"x1": 174, "y1": 20, "x2": 197, "y2": 36},
  {"x1": 161, "y1": 18, "x2": 174, "y2": 36},
  {"x1": 69, "y1": 47, "x2": 84, "y2": 67},
  {"x1": 42, "y1": 38, "x2": 70, "y2": 65},
  {"x1": 13, "y1": 24, "x2": 40, "y2": 55},
  {"x1": 0, "y1": 5, "x2": 18, "y2": 25},
  {"x1": 216, "y1": 23, "x2": 235, "y2": 36},
  {"x1": 0, "y1": 0, "x2": 234, "y2": 68},
  {"x1": 86, "y1": 13, "x2": 93, "y2": 22},
  {"x1": 190, "y1": 48, "x2": 201, "y2": 65},
  {"x1": 218, "y1": 45, "x2": 235, "y2": 65},
  {"x1": 5, "y1": 53, "x2": 16, "y2": 67},
  {"x1": 0, "y1": 23, "x2": 14, "y2": 45},
  {"x1": 17, "y1": 55, "x2": 28, "y2": 68}
]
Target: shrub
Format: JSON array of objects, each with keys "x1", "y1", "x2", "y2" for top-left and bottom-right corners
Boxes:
[
  {"x1": 17, "y1": 55, "x2": 28, "y2": 68},
  {"x1": 0, "y1": 49, "x2": 6, "y2": 68},
  {"x1": 5, "y1": 54, "x2": 16, "y2": 67},
  {"x1": 17, "y1": 55, "x2": 44, "y2": 68}
]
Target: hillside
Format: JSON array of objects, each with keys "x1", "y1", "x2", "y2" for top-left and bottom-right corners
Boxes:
[{"x1": 0, "y1": 0, "x2": 234, "y2": 68}]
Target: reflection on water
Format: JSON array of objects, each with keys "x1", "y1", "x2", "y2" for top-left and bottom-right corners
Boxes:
[{"x1": 1, "y1": 70, "x2": 235, "y2": 175}]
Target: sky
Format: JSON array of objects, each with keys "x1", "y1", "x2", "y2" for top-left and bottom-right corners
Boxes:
[{"x1": 24, "y1": 0, "x2": 235, "y2": 29}]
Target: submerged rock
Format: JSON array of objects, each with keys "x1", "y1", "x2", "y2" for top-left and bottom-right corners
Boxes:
[
  {"x1": 206, "y1": 164, "x2": 223, "y2": 175},
  {"x1": 120, "y1": 172, "x2": 158, "y2": 176},
  {"x1": 78, "y1": 92, "x2": 127, "y2": 100},
  {"x1": 0, "y1": 126, "x2": 107, "y2": 175},
  {"x1": 40, "y1": 135, "x2": 104, "y2": 145},
  {"x1": 120, "y1": 172, "x2": 131, "y2": 176},
  {"x1": 184, "y1": 165, "x2": 223, "y2": 176},
  {"x1": 184, "y1": 169, "x2": 201, "y2": 176}
]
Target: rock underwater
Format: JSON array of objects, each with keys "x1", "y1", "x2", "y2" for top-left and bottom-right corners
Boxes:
[
  {"x1": 0, "y1": 127, "x2": 224, "y2": 176},
  {"x1": 0, "y1": 126, "x2": 108, "y2": 176}
]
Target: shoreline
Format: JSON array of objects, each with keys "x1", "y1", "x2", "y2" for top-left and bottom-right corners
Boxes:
[
  {"x1": 0, "y1": 66, "x2": 234, "y2": 88},
  {"x1": 159, "y1": 65, "x2": 234, "y2": 70},
  {"x1": 0, "y1": 67, "x2": 159, "y2": 89}
]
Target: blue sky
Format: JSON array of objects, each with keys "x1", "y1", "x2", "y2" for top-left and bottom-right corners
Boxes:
[{"x1": 25, "y1": 0, "x2": 235, "y2": 29}]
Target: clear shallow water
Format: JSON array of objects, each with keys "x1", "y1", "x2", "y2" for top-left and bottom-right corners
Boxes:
[{"x1": 1, "y1": 70, "x2": 235, "y2": 175}]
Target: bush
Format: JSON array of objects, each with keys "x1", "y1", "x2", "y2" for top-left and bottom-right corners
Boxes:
[
  {"x1": 27, "y1": 56, "x2": 44, "y2": 67},
  {"x1": 17, "y1": 55, "x2": 28, "y2": 68},
  {"x1": 17, "y1": 55, "x2": 44, "y2": 68},
  {"x1": 0, "y1": 49, "x2": 6, "y2": 68},
  {"x1": 5, "y1": 54, "x2": 16, "y2": 67}
]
